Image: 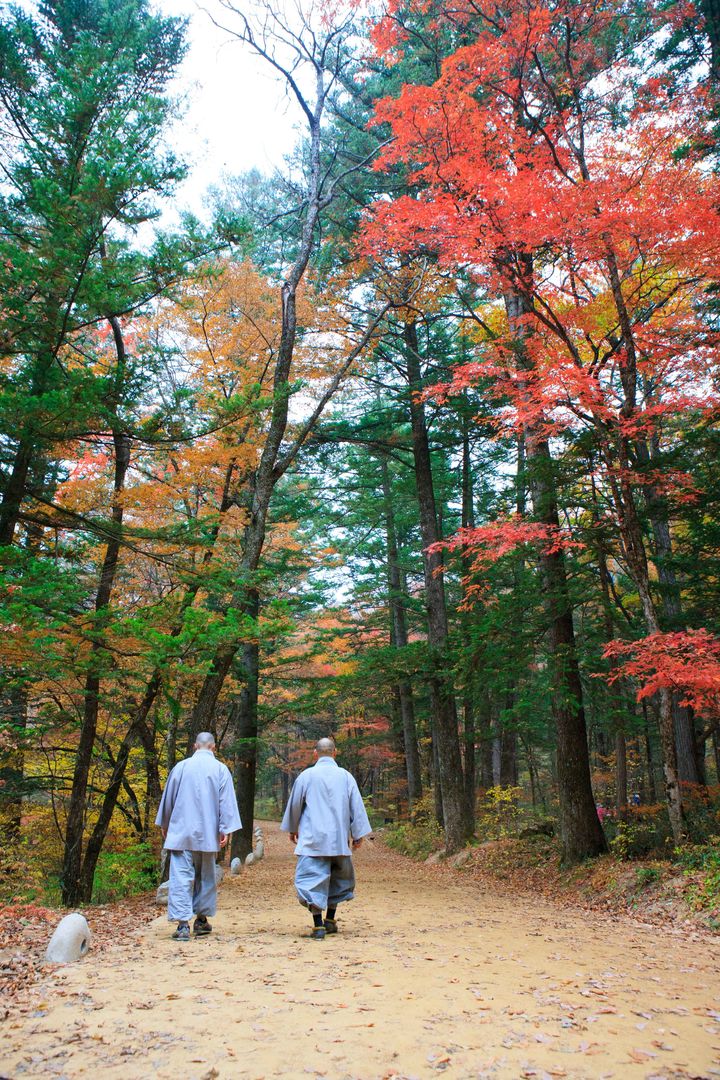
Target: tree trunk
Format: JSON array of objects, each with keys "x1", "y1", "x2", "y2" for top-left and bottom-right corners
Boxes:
[
  {"x1": 403, "y1": 319, "x2": 472, "y2": 850},
  {"x1": 0, "y1": 687, "x2": 28, "y2": 842},
  {"x1": 62, "y1": 316, "x2": 131, "y2": 906},
  {"x1": 0, "y1": 344, "x2": 57, "y2": 546},
  {"x1": 477, "y1": 691, "x2": 494, "y2": 789},
  {"x1": 642, "y1": 701, "x2": 658, "y2": 803},
  {"x1": 701, "y1": 0, "x2": 720, "y2": 81},
  {"x1": 600, "y1": 239, "x2": 686, "y2": 841},
  {"x1": 590, "y1": 471, "x2": 630, "y2": 822},
  {"x1": 639, "y1": 427, "x2": 703, "y2": 784},
  {"x1": 379, "y1": 454, "x2": 423, "y2": 808},
  {"x1": 138, "y1": 714, "x2": 162, "y2": 838},
  {"x1": 615, "y1": 729, "x2": 628, "y2": 819},
  {"x1": 0, "y1": 438, "x2": 36, "y2": 546},
  {"x1": 504, "y1": 284, "x2": 606, "y2": 862},
  {"x1": 500, "y1": 728, "x2": 518, "y2": 787},
  {"x1": 606, "y1": 464, "x2": 685, "y2": 840},
  {"x1": 463, "y1": 697, "x2": 476, "y2": 812},
  {"x1": 431, "y1": 732, "x2": 444, "y2": 826},
  {"x1": 74, "y1": 675, "x2": 162, "y2": 902},
  {"x1": 460, "y1": 406, "x2": 477, "y2": 808},
  {"x1": 230, "y1": 599, "x2": 260, "y2": 863}
]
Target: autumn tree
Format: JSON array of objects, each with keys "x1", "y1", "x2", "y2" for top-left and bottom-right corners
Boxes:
[{"x1": 160, "y1": 0, "x2": 393, "y2": 858}]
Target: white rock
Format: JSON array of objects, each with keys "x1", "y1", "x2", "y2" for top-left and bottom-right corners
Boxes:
[
  {"x1": 155, "y1": 880, "x2": 169, "y2": 906},
  {"x1": 45, "y1": 913, "x2": 92, "y2": 964},
  {"x1": 245, "y1": 852, "x2": 255, "y2": 866},
  {"x1": 230, "y1": 857, "x2": 243, "y2": 875},
  {"x1": 214, "y1": 864, "x2": 224, "y2": 885},
  {"x1": 253, "y1": 840, "x2": 264, "y2": 861}
]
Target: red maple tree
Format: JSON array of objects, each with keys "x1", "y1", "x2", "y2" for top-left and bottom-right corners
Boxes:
[{"x1": 364, "y1": 0, "x2": 720, "y2": 837}]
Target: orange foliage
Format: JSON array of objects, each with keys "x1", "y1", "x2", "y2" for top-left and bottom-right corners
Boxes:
[{"x1": 604, "y1": 630, "x2": 720, "y2": 718}]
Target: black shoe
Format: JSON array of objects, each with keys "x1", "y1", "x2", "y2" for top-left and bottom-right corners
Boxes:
[
  {"x1": 311, "y1": 926, "x2": 326, "y2": 940},
  {"x1": 172, "y1": 921, "x2": 190, "y2": 941},
  {"x1": 324, "y1": 918, "x2": 338, "y2": 934},
  {"x1": 193, "y1": 915, "x2": 212, "y2": 936}
]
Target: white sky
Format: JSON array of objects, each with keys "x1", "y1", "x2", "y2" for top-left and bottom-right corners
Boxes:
[{"x1": 157, "y1": 0, "x2": 302, "y2": 219}]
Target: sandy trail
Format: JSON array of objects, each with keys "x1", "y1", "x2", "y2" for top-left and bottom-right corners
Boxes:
[{"x1": 1, "y1": 821, "x2": 719, "y2": 1080}]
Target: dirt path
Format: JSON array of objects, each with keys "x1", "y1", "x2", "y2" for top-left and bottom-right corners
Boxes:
[{"x1": 2, "y1": 822, "x2": 719, "y2": 1080}]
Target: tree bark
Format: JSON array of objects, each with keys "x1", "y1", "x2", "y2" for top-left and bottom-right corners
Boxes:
[
  {"x1": 0, "y1": 441, "x2": 35, "y2": 547},
  {"x1": 701, "y1": 0, "x2": 720, "y2": 81},
  {"x1": 403, "y1": 318, "x2": 472, "y2": 851},
  {"x1": 615, "y1": 729, "x2": 628, "y2": 819},
  {"x1": 639, "y1": 426, "x2": 703, "y2": 784},
  {"x1": 476, "y1": 690, "x2": 494, "y2": 789},
  {"x1": 62, "y1": 317, "x2": 131, "y2": 907},
  {"x1": 230, "y1": 595, "x2": 260, "y2": 863},
  {"x1": 460, "y1": 407, "x2": 477, "y2": 807},
  {"x1": 598, "y1": 240, "x2": 686, "y2": 841},
  {"x1": 75, "y1": 676, "x2": 162, "y2": 902},
  {"x1": 641, "y1": 701, "x2": 658, "y2": 803},
  {"x1": 379, "y1": 454, "x2": 423, "y2": 809},
  {"x1": 504, "y1": 283, "x2": 606, "y2": 861},
  {"x1": 0, "y1": 687, "x2": 28, "y2": 842}
]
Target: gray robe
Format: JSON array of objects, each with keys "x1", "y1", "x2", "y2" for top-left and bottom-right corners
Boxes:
[
  {"x1": 280, "y1": 756, "x2": 371, "y2": 856},
  {"x1": 155, "y1": 748, "x2": 241, "y2": 852}
]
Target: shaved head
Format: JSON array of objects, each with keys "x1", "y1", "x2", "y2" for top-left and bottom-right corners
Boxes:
[
  {"x1": 315, "y1": 737, "x2": 336, "y2": 756},
  {"x1": 194, "y1": 731, "x2": 216, "y2": 749}
]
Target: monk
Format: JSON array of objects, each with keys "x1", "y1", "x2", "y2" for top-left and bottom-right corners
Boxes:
[
  {"x1": 155, "y1": 731, "x2": 241, "y2": 941},
  {"x1": 281, "y1": 736, "x2": 372, "y2": 939}
]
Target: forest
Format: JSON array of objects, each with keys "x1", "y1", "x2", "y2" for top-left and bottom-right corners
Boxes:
[{"x1": 1, "y1": 0, "x2": 720, "y2": 911}]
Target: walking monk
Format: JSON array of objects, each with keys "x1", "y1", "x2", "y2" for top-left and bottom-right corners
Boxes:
[
  {"x1": 281, "y1": 736, "x2": 372, "y2": 939},
  {"x1": 156, "y1": 731, "x2": 241, "y2": 941}
]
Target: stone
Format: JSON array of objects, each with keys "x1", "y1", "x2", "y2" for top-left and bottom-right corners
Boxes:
[
  {"x1": 452, "y1": 849, "x2": 473, "y2": 869},
  {"x1": 45, "y1": 913, "x2": 92, "y2": 964},
  {"x1": 253, "y1": 840, "x2": 264, "y2": 861},
  {"x1": 230, "y1": 857, "x2": 243, "y2": 875},
  {"x1": 245, "y1": 852, "x2": 255, "y2": 866},
  {"x1": 518, "y1": 819, "x2": 555, "y2": 839},
  {"x1": 155, "y1": 880, "x2": 169, "y2": 906},
  {"x1": 214, "y1": 864, "x2": 224, "y2": 885}
]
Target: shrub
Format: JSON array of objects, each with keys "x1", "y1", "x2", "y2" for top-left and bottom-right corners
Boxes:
[
  {"x1": 634, "y1": 865, "x2": 661, "y2": 889},
  {"x1": 254, "y1": 797, "x2": 281, "y2": 821},
  {"x1": 92, "y1": 842, "x2": 157, "y2": 904},
  {"x1": 477, "y1": 785, "x2": 523, "y2": 840},
  {"x1": 683, "y1": 784, "x2": 720, "y2": 844},
  {"x1": 382, "y1": 792, "x2": 443, "y2": 859},
  {"x1": 674, "y1": 839, "x2": 720, "y2": 913},
  {"x1": 605, "y1": 806, "x2": 671, "y2": 859}
]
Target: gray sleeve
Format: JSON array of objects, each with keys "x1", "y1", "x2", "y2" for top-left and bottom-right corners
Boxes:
[
  {"x1": 280, "y1": 773, "x2": 306, "y2": 833},
  {"x1": 218, "y1": 764, "x2": 242, "y2": 834},
  {"x1": 155, "y1": 763, "x2": 181, "y2": 829},
  {"x1": 347, "y1": 773, "x2": 372, "y2": 840}
]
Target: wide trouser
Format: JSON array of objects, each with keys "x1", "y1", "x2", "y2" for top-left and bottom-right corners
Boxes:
[
  {"x1": 167, "y1": 850, "x2": 217, "y2": 922},
  {"x1": 294, "y1": 854, "x2": 355, "y2": 913}
]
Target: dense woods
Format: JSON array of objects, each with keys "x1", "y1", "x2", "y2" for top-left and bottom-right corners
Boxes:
[{"x1": 2, "y1": 0, "x2": 720, "y2": 906}]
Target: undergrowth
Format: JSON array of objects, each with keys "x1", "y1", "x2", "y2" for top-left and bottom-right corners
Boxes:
[
  {"x1": 92, "y1": 842, "x2": 158, "y2": 904},
  {"x1": 381, "y1": 787, "x2": 720, "y2": 929}
]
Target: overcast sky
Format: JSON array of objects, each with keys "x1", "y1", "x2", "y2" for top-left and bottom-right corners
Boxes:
[{"x1": 157, "y1": 0, "x2": 301, "y2": 219}]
